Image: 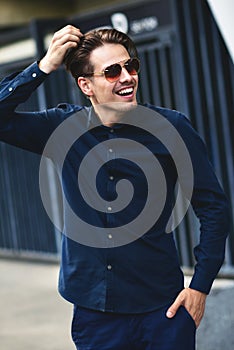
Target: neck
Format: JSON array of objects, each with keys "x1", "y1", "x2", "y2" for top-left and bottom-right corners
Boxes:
[{"x1": 92, "y1": 101, "x2": 137, "y2": 127}]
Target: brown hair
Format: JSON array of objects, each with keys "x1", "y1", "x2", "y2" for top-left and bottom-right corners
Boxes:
[{"x1": 63, "y1": 28, "x2": 138, "y2": 82}]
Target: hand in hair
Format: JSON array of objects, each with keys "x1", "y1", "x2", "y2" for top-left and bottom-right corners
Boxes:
[{"x1": 39, "y1": 25, "x2": 83, "y2": 74}]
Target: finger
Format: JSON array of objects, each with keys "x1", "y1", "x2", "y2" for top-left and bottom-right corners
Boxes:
[
  {"x1": 56, "y1": 25, "x2": 83, "y2": 39},
  {"x1": 54, "y1": 33, "x2": 82, "y2": 47},
  {"x1": 188, "y1": 306, "x2": 204, "y2": 328},
  {"x1": 166, "y1": 297, "x2": 183, "y2": 318}
]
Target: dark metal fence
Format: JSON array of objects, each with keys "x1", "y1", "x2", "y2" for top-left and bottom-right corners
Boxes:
[
  {"x1": 0, "y1": 0, "x2": 233, "y2": 273},
  {"x1": 172, "y1": 0, "x2": 234, "y2": 272}
]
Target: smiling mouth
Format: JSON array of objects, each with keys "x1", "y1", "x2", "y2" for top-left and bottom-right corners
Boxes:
[{"x1": 116, "y1": 87, "x2": 134, "y2": 96}]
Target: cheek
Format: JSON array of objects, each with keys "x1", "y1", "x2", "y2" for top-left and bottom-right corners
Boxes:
[
  {"x1": 92, "y1": 86, "x2": 115, "y2": 104},
  {"x1": 134, "y1": 75, "x2": 139, "y2": 86},
  {"x1": 98, "y1": 85, "x2": 114, "y2": 98}
]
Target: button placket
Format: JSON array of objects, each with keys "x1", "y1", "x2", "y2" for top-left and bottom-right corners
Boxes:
[{"x1": 105, "y1": 130, "x2": 117, "y2": 246}]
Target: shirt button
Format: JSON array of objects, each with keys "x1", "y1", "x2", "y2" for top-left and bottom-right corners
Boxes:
[
  {"x1": 107, "y1": 265, "x2": 112, "y2": 270},
  {"x1": 107, "y1": 206, "x2": 112, "y2": 211},
  {"x1": 109, "y1": 176, "x2": 114, "y2": 181},
  {"x1": 108, "y1": 234, "x2": 113, "y2": 239},
  {"x1": 32, "y1": 72, "x2": 37, "y2": 78},
  {"x1": 110, "y1": 129, "x2": 114, "y2": 133},
  {"x1": 109, "y1": 148, "x2": 113, "y2": 153},
  {"x1": 8, "y1": 87, "x2": 13, "y2": 92}
]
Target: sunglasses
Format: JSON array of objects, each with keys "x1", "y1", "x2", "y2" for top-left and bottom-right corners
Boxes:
[{"x1": 84, "y1": 57, "x2": 140, "y2": 83}]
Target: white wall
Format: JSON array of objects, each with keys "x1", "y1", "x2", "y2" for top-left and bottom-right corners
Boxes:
[{"x1": 207, "y1": 0, "x2": 234, "y2": 62}]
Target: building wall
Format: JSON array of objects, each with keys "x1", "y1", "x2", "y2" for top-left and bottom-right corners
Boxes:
[{"x1": 0, "y1": 0, "x2": 135, "y2": 26}]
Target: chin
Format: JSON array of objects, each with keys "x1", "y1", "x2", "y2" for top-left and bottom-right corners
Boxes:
[
  {"x1": 109, "y1": 101, "x2": 137, "y2": 116},
  {"x1": 94, "y1": 101, "x2": 138, "y2": 126}
]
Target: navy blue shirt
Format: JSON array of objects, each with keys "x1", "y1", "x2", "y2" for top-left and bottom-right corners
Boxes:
[{"x1": 0, "y1": 62, "x2": 230, "y2": 313}]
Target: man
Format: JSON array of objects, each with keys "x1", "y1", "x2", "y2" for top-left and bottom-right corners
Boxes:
[{"x1": 0, "y1": 25, "x2": 230, "y2": 349}]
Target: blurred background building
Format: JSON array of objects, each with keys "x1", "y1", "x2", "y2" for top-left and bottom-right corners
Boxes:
[
  {"x1": 0, "y1": 0, "x2": 233, "y2": 274},
  {"x1": 0, "y1": 0, "x2": 134, "y2": 25}
]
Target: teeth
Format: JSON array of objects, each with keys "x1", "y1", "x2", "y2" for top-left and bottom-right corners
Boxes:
[{"x1": 118, "y1": 88, "x2": 133, "y2": 95}]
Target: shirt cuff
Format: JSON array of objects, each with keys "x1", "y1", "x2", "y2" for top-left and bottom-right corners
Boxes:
[
  {"x1": 22, "y1": 61, "x2": 49, "y2": 79},
  {"x1": 189, "y1": 270, "x2": 214, "y2": 294}
]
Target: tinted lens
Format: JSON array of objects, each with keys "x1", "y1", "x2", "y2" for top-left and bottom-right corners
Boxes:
[
  {"x1": 125, "y1": 58, "x2": 140, "y2": 75},
  {"x1": 104, "y1": 58, "x2": 140, "y2": 83},
  {"x1": 104, "y1": 64, "x2": 122, "y2": 82}
]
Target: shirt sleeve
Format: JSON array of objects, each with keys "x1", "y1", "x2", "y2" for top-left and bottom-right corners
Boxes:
[
  {"x1": 0, "y1": 62, "x2": 54, "y2": 154},
  {"x1": 176, "y1": 112, "x2": 230, "y2": 294}
]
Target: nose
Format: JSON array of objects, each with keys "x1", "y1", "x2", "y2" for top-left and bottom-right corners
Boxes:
[{"x1": 119, "y1": 67, "x2": 133, "y2": 82}]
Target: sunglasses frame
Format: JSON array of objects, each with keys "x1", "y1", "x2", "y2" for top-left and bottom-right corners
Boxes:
[{"x1": 83, "y1": 57, "x2": 140, "y2": 83}]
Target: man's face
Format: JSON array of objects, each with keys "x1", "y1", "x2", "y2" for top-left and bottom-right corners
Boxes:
[{"x1": 83, "y1": 43, "x2": 139, "y2": 108}]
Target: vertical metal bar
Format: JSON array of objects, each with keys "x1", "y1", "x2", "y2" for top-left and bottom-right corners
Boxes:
[
  {"x1": 148, "y1": 48, "x2": 163, "y2": 106},
  {"x1": 158, "y1": 47, "x2": 172, "y2": 108},
  {"x1": 0, "y1": 144, "x2": 19, "y2": 252},
  {"x1": 167, "y1": 40, "x2": 182, "y2": 110},
  {"x1": 138, "y1": 50, "x2": 151, "y2": 104},
  {"x1": 171, "y1": 0, "x2": 205, "y2": 138},
  {"x1": 195, "y1": 0, "x2": 222, "y2": 178}
]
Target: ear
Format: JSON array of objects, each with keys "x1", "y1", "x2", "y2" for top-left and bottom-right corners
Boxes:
[{"x1": 77, "y1": 77, "x2": 93, "y2": 97}]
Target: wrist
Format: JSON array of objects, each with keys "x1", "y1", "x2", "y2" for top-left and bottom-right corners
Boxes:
[
  {"x1": 188, "y1": 287, "x2": 207, "y2": 297},
  {"x1": 38, "y1": 58, "x2": 56, "y2": 74}
]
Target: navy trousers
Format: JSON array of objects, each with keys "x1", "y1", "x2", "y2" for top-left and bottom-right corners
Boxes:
[{"x1": 71, "y1": 304, "x2": 196, "y2": 350}]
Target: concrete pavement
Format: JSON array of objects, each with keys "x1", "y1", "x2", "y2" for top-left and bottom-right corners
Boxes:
[
  {"x1": 0, "y1": 258, "x2": 234, "y2": 350},
  {"x1": 0, "y1": 258, "x2": 74, "y2": 350}
]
